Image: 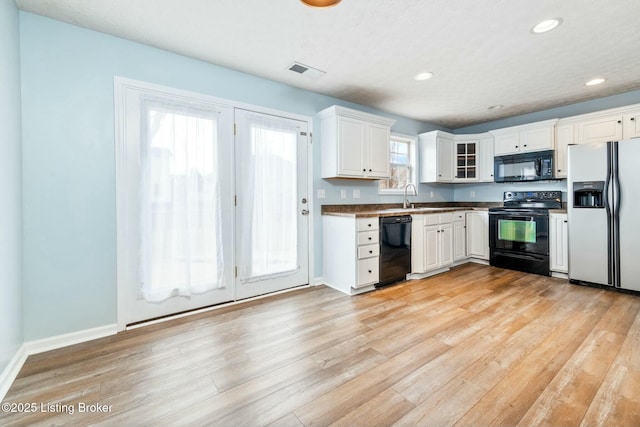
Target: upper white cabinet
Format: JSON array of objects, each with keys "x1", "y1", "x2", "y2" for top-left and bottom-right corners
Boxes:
[
  {"x1": 577, "y1": 114, "x2": 624, "y2": 145},
  {"x1": 419, "y1": 131, "x2": 454, "y2": 183},
  {"x1": 623, "y1": 111, "x2": 640, "y2": 138},
  {"x1": 490, "y1": 119, "x2": 558, "y2": 156},
  {"x1": 319, "y1": 105, "x2": 396, "y2": 179},
  {"x1": 555, "y1": 105, "x2": 640, "y2": 179},
  {"x1": 420, "y1": 131, "x2": 494, "y2": 183}
]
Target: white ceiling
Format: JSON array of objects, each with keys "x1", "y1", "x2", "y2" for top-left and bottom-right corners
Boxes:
[{"x1": 15, "y1": 0, "x2": 640, "y2": 128}]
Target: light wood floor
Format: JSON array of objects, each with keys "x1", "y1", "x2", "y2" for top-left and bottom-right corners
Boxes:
[{"x1": 2, "y1": 263, "x2": 640, "y2": 426}]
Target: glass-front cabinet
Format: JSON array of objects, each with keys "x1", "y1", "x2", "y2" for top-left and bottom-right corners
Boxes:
[{"x1": 455, "y1": 140, "x2": 477, "y2": 180}]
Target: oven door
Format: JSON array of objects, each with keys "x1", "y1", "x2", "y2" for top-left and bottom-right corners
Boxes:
[{"x1": 489, "y1": 210, "x2": 550, "y2": 275}]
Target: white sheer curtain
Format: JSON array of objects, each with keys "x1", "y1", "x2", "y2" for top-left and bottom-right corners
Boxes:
[
  {"x1": 238, "y1": 113, "x2": 299, "y2": 283},
  {"x1": 139, "y1": 100, "x2": 225, "y2": 302}
]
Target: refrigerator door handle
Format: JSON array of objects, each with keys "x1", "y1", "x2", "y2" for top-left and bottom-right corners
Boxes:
[
  {"x1": 605, "y1": 142, "x2": 614, "y2": 286},
  {"x1": 613, "y1": 141, "x2": 621, "y2": 287}
]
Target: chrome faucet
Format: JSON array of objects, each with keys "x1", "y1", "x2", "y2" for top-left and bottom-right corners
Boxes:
[{"x1": 403, "y1": 183, "x2": 417, "y2": 209}]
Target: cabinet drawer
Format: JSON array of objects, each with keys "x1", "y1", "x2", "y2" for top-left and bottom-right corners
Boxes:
[
  {"x1": 453, "y1": 212, "x2": 465, "y2": 222},
  {"x1": 423, "y1": 214, "x2": 439, "y2": 226},
  {"x1": 357, "y1": 217, "x2": 379, "y2": 232},
  {"x1": 356, "y1": 257, "x2": 379, "y2": 287},
  {"x1": 358, "y1": 244, "x2": 380, "y2": 259},
  {"x1": 357, "y1": 230, "x2": 379, "y2": 245},
  {"x1": 439, "y1": 213, "x2": 453, "y2": 223}
]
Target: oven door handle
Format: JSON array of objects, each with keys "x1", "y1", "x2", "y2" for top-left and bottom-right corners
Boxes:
[{"x1": 488, "y1": 213, "x2": 547, "y2": 219}]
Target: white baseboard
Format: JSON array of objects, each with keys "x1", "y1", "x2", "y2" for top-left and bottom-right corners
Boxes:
[
  {"x1": 1, "y1": 324, "x2": 117, "y2": 402},
  {"x1": 312, "y1": 277, "x2": 325, "y2": 286},
  {"x1": 0, "y1": 344, "x2": 27, "y2": 403},
  {"x1": 24, "y1": 324, "x2": 118, "y2": 355}
]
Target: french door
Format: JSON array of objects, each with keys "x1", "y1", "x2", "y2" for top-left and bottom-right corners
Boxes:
[
  {"x1": 234, "y1": 109, "x2": 310, "y2": 299},
  {"x1": 116, "y1": 79, "x2": 310, "y2": 329}
]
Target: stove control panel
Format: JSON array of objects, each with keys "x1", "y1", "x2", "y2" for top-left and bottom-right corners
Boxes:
[{"x1": 503, "y1": 191, "x2": 562, "y2": 202}]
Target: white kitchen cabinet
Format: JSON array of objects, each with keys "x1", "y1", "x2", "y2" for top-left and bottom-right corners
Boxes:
[
  {"x1": 555, "y1": 122, "x2": 575, "y2": 179},
  {"x1": 490, "y1": 119, "x2": 558, "y2": 156},
  {"x1": 466, "y1": 211, "x2": 489, "y2": 260},
  {"x1": 319, "y1": 105, "x2": 396, "y2": 179},
  {"x1": 550, "y1": 213, "x2": 569, "y2": 274},
  {"x1": 412, "y1": 213, "x2": 453, "y2": 274},
  {"x1": 577, "y1": 114, "x2": 624, "y2": 145},
  {"x1": 479, "y1": 136, "x2": 495, "y2": 182},
  {"x1": 453, "y1": 211, "x2": 467, "y2": 262},
  {"x1": 454, "y1": 140, "x2": 478, "y2": 181},
  {"x1": 623, "y1": 111, "x2": 640, "y2": 138},
  {"x1": 323, "y1": 215, "x2": 380, "y2": 295},
  {"x1": 419, "y1": 131, "x2": 454, "y2": 183}
]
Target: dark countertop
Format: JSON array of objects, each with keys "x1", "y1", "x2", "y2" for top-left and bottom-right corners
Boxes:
[{"x1": 322, "y1": 202, "x2": 500, "y2": 218}]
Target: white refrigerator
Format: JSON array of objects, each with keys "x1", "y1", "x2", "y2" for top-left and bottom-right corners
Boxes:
[{"x1": 568, "y1": 140, "x2": 640, "y2": 292}]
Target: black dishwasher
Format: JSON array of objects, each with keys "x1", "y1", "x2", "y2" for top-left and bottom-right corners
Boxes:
[{"x1": 378, "y1": 216, "x2": 412, "y2": 287}]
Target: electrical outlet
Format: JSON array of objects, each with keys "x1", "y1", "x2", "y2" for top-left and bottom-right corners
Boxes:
[
  {"x1": 430, "y1": 191, "x2": 434, "y2": 198},
  {"x1": 340, "y1": 189, "x2": 347, "y2": 199},
  {"x1": 317, "y1": 189, "x2": 325, "y2": 199},
  {"x1": 470, "y1": 191, "x2": 476, "y2": 198},
  {"x1": 352, "y1": 189, "x2": 360, "y2": 199}
]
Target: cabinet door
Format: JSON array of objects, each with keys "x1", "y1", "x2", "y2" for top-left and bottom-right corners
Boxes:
[
  {"x1": 440, "y1": 223, "x2": 454, "y2": 266},
  {"x1": 366, "y1": 123, "x2": 391, "y2": 178},
  {"x1": 550, "y1": 214, "x2": 569, "y2": 273},
  {"x1": 623, "y1": 111, "x2": 640, "y2": 139},
  {"x1": 479, "y1": 137, "x2": 495, "y2": 182},
  {"x1": 356, "y1": 257, "x2": 379, "y2": 287},
  {"x1": 424, "y1": 224, "x2": 440, "y2": 272},
  {"x1": 454, "y1": 141, "x2": 478, "y2": 181},
  {"x1": 437, "y1": 137, "x2": 454, "y2": 182},
  {"x1": 337, "y1": 116, "x2": 366, "y2": 177},
  {"x1": 493, "y1": 132, "x2": 520, "y2": 155},
  {"x1": 521, "y1": 126, "x2": 554, "y2": 152},
  {"x1": 453, "y1": 220, "x2": 467, "y2": 261},
  {"x1": 577, "y1": 114, "x2": 623, "y2": 145},
  {"x1": 466, "y1": 211, "x2": 489, "y2": 260},
  {"x1": 555, "y1": 123, "x2": 574, "y2": 179}
]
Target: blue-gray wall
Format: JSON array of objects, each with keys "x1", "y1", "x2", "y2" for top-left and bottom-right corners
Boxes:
[{"x1": 0, "y1": 0, "x2": 23, "y2": 375}]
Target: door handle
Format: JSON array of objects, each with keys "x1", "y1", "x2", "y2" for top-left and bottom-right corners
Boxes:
[{"x1": 301, "y1": 209, "x2": 309, "y2": 215}]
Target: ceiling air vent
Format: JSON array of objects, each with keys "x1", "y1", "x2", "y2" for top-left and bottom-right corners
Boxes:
[{"x1": 288, "y1": 62, "x2": 326, "y2": 79}]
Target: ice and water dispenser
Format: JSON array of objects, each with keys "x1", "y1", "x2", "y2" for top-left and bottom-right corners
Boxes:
[{"x1": 573, "y1": 181, "x2": 604, "y2": 208}]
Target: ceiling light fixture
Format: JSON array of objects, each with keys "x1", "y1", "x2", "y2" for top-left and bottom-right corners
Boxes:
[
  {"x1": 414, "y1": 72, "x2": 434, "y2": 81},
  {"x1": 488, "y1": 105, "x2": 503, "y2": 110},
  {"x1": 531, "y1": 18, "x2": 562, "y2": 34},
  {"x1": 586, "y1": 78, "x2": 607, "y2": 86},
  {"x1": 300, "y1": 0, "x2": 342, "y2": 7}
]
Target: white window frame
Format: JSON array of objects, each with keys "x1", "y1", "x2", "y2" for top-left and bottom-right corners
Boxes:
[{"x1": 378, "y1": 133, "x2": 418, "y2": 195}]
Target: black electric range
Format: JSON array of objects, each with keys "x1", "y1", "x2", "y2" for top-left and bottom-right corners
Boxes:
[{"x1": 488, "y1": 191, "x2": 562, "y2": 276}]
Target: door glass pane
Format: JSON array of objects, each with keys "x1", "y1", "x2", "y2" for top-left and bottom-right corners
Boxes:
[
  {"x1": 239, "y1": 116, "x2": 299, "y2": 282},
  {"x1": 140, "y1": 103, "x2": 224, "y2": 302}
]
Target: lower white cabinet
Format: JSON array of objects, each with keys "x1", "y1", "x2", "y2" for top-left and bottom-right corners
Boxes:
[
  {"x1": 550, "y1": 213, "x2": 569, "y2": 273},
  {"x1": 412, "y1": 213, "x2": 453, "y2": 274},
  {"x1": 323, "y1": 215, "x2": 379, "y2": 294},
  {"x1": 453, "y1": 211, "x2": 467, "y2": 261},
  {"x1": 466, "y1": 211, "x2": 489, "y2": 260}
]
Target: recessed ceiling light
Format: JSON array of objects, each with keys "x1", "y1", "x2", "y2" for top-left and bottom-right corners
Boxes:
[
  {"x1": 531, "y1": 18, "x2": 563, "y2": 34},
  {"x1": 414, "y1": 72, "x2": 434, "y2": 81},
  {"x1": 586, "y1": 78, "x2": 606, "y2": 86},
  {"x1": 488, "y1": 105, "x2": 503, "y2": 110},
  {"x1": 300, "y1": 0, "x2": 342, "y2": 7}
]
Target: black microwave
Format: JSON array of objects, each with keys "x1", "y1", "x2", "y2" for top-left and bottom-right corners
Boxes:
[{"x1": 494, "y1": 150, "x2": 555, "y2": 182}]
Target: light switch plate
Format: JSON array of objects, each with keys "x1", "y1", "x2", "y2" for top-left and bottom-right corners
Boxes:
[
  {"x1": 352, "y1": 189, "x2": 360, "y2": 199},
  {"x1": 317, "y1": 189, "x2": 325, "y2": 199}
]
